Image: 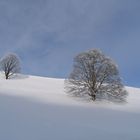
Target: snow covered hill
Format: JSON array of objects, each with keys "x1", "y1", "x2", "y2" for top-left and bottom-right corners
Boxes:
[{"x1": 0, "y1": 74, "x2": 140, "y2": 140}]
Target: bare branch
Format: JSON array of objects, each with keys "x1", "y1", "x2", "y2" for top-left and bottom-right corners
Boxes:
[
  {"x1": 65, "y1": 49, "x2": 128, "y2": 103},
  {"x1": 0, "y1": 53, "x2": 21, "y2": 79}
]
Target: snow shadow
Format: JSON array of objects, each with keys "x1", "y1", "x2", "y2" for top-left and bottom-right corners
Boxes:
[
  {"x1": 0, "y1": 94, "x2": 140, "y2": 140},
  {"x1": 9, "y1": 74, "x2": 29, "y2": 80}
]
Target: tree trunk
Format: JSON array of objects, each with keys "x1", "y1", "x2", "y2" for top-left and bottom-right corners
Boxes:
[
  {"x1": 91, "y1": 94, "x2": 96, "y2": 101},
  {"x1": 5, "y1": 72, "x2": 9, "y2": 79}
]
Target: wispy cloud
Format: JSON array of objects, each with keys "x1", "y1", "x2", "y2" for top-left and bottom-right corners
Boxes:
[{"x1": 0, "y1": 0, "x2": 140, "y2": 86}]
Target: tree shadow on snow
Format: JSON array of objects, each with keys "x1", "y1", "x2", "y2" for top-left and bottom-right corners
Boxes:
[{"x1": 9, "y1": 74, "x2": 29, "y2": 80}]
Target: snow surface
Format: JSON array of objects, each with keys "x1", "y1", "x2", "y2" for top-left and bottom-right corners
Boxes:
[{"x1": 0, "y1": 74, "x2": 140, "y2": 140}]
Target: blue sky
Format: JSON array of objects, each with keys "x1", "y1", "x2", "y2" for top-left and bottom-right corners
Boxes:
[{"x1": 0, "y1": 0, "x2": 140, "y2": 87}]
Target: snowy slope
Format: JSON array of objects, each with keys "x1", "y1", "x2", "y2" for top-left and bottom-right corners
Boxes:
[{"x1": 0, "y1": 74, "x2": 140, "y2": 140}]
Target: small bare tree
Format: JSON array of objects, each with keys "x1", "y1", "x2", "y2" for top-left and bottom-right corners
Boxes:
[
  {"x1": 65, "y1": 49, "x2": 127, "y2": 102},
  {"x1": 0, "y1": 53, "x2": 21, "y2": 79}
]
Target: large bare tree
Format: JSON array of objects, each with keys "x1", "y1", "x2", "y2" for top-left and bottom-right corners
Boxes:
[
  {"x1": 0, "y1": 53, "x2": 21, "y2": 79},
  {"x1": 65, "y1": 49, "x2": 127, "y2": 102}
]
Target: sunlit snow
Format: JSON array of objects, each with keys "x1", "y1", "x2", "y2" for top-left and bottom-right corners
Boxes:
[{"x1": 0, "y1": 74, "x2": 140, "y2": 140}]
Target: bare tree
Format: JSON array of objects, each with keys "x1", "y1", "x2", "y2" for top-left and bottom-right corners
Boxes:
[
  {"x1": 65, "y1": 49, "x2": 127, "y2": 102},
  {"x1": 0, "y1": 53, "x2": 21, "y2": 79}
]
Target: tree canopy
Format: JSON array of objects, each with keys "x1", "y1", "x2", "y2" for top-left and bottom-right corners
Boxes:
[
  {"x1": 0, "y1": 53, "x2": 21, "y2": 79},
  {"x1": 65, "y1": 49, "x2": 127, "y2": 102}
]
